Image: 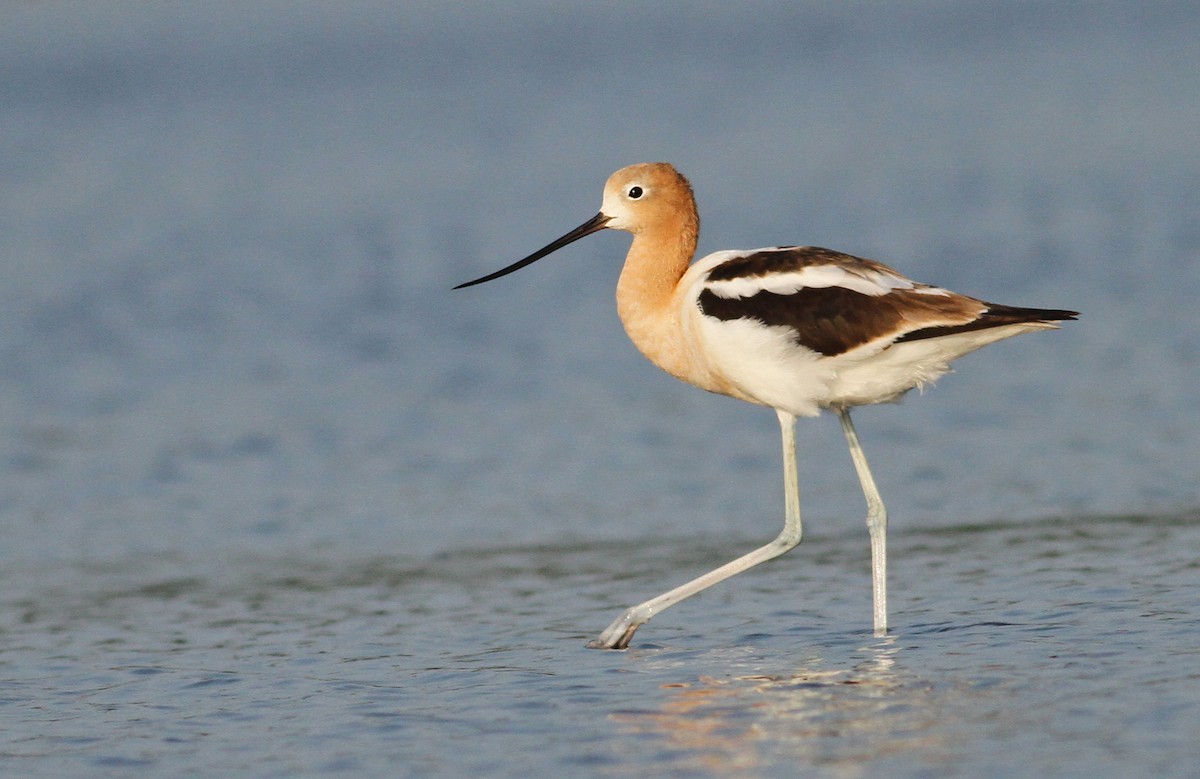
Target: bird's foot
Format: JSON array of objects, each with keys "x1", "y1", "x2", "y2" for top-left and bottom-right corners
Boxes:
[{"x1": 586, "y1": 608, "x2": 643, "y2": 649}]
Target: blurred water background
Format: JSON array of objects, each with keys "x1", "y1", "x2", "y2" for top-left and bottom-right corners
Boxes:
[{"x1": 1, "y1": 1, "x2": 1197, "y2": 776}]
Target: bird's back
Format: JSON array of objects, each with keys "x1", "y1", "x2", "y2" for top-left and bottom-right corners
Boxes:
[{"x1": 674, "y1": 246, "x2": 1076, "y2": 415}]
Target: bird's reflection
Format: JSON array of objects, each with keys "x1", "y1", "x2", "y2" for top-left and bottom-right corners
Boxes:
[{"x1": 611, "y1": 637, "x2": 954, "y2": 774}]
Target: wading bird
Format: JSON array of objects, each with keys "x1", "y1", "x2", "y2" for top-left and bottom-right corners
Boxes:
[{"x1": 456, "y1": 162, "x2": 1076, "y2": 649}]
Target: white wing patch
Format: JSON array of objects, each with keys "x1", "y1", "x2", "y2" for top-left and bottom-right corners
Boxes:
[{"x1": 706, "y1": 262, "x2": 926, "y2": 300}]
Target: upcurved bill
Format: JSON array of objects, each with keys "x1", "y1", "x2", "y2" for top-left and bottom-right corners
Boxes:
[{"x1": 454, "y1": 212, "x2": 612, "y2": 289}]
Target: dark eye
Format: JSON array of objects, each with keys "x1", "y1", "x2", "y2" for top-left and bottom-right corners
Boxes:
[{"x1": 628, "y1": 186, "x2": 643, "y2": 199}]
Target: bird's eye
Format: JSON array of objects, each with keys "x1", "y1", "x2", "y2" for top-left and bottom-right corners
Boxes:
[{"x1": 628, "y1": 186, "x2": 643, "y2": 199}]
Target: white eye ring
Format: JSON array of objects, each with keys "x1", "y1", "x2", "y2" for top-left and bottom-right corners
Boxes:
[{"x1": 627, "y1": 185, "x2": 645, "y2": 200}]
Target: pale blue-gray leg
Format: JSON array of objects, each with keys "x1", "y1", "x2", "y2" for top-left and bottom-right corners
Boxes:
[
  {"x1": 587, "y1": 409, "x2": 804, "y2": 649},
  {"x1": 837, "y1": 407, "x2": 888, "y2": 635}
]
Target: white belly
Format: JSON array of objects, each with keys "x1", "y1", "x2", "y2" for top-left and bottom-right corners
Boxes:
[{"x1": 692, "y1": 315, "x2": 1051, "y2": 416}]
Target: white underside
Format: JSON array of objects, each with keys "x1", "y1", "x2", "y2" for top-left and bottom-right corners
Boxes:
[
  {"x1": 690, "y1": 312, "x2": 1054, "y2": 417},
  {"x1": 821, "y1": 322, "x2": 1052, "y2": 409}
]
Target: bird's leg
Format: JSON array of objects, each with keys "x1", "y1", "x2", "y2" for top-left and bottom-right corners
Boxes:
[
  {"x1": 837, "y1": 407, "x2": 888, "y2": 635},
  {"x1": 587, "y1": 409, "x2": 804, "y2": 649}
]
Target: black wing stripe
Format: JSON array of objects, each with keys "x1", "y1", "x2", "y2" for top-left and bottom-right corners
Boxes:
[
  {"x1": 698, "y1": 286, "x2": 916, "y2": 357},
  {"x1": 895, "y1": 305, "x2": 1079, "y2": 344}
]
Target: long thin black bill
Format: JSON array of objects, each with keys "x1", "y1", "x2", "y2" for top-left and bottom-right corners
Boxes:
[{"x1": 454, "y1": 212, "x2": 612, "y2": 289}]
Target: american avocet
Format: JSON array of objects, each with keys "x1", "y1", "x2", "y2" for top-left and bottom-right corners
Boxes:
[{"x1": 456, "y1": 162, "x2": 1077, "y2": 649}]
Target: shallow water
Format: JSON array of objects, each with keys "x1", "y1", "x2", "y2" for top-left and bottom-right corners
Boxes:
[
  {"x1": 2, "y1": 1, "x2": 1199, "y2": 777},
  {"x1": 2, "y1": 514, "x2": 1198, "y2": 777}
]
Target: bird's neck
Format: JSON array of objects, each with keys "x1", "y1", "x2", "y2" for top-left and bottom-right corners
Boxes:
[
  {"x1": 615, "y1": 208, "x2": 700, "y2": 382},
  {"x1": 616, "y1": 207, "x2": 698, "y2": 311}
]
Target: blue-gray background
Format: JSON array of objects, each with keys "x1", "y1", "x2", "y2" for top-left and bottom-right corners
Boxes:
[{"x1": 1, "y1": 2, "x2": 1197, "y2": 777}]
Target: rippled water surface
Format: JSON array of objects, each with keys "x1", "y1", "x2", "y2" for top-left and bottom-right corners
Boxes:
[
  {"x1": 2, "y1": 515, "x2": 1198, "y2": 777},
  {"x1": 2, "y1": 2, "x2": 1198, "y2": 776}
]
